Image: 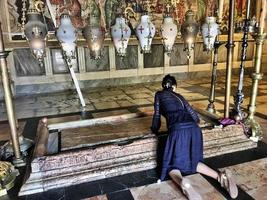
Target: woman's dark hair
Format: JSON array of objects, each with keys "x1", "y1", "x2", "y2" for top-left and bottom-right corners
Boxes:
[{"x1": 162, "y1": 74, "x2": 177, "y2": 89}]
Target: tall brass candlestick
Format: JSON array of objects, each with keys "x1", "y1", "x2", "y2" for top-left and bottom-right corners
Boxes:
[
  {"x1": 224, "y1": 0, "x2": 235, "y2": 118},
  {"x1": 0, "y1": 23, "x2": 25, "y2": 166},
  {"x1": 245, "y1": 0, "x2": 266, "y2": 142}
]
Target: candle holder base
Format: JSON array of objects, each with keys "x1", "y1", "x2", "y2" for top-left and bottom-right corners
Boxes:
[
  {"x1": 4, "y1": 136, "x2": 33, "y2": 160},
  {"x1": 244, "y1": 118, "x2": 263, "y2": 142},
  {"x1": 206, "y1": 103, "x2": 216, "y2": 114},
  {"x1": 12, "y1": 157, "x2": 26, "y2": 167}
]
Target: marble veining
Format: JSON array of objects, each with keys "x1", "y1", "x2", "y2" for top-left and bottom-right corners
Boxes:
[
  {"x1": 220, "y1": 158, "x2": 267, "y2": 200},
  {"x1": 85, "y1": 47, "x2": 110, "y2": 72},
  {"x1": 144, "y1": 45, "x2": 164, "y2": 68},
  {"x1": 13, "y1": 48, "x2": 45, "y2": 76},
  {"x1": 194, "y1": 43, "x2": 212, "y2": 64},
  {"x1": 169, "y1": 44, "x2": 188, "y2": 66},
  {"x1": 115, "y1": 46, "x2": 138, "y2": 70},
  {"x1": 50, "y1": 48, "x2": 79, "y2": 74}
]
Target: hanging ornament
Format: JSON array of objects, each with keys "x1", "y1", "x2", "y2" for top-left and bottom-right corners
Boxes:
[
  {"x1": 111, "y1": 16, "x2": 131, "y2": 57},
  {"x1": 83, "y1": 16, "x2": 105, "y2": 60},
  {"x1": 161, "y1": 4, "x2": 177, "y2": 55},
  {"x1": 181, "y1": 9, "x2": 199, "y2": 58},
  {"x1": 201, "y1": 16, "x2": 219, "y2": 51},
  {"x1": 56, "y1": 13, "x2": 77, "y2": 65},
  {"x1": 135, "y1": 14, "x2": 156, "y2": 54},
  {"x1": 24, "y1": 1, "x2": 47, "y2": 65}
]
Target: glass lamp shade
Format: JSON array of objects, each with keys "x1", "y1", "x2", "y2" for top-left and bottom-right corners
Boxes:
[
  {"x1": 135, "y1": 15, "x2": 156, "y2": 54},
  {"x1": 56, "y1": 14, "x2": 77, "y2": 65},
  {"x1": 24, "y1": 8, "x2": 47, "y2": 63},
  {"x1": 161, "y1": 16, "x2": 177, "y2": 54},
  {"x1": 111, "y1": 17, "x2": 131, "y2": 57},
  {"x1": 201, "y1": 17, "x2": 219, "y2": 51},
  {"x1": 181, "y1": 10, "x2": 199, "y2": 57},
  {"x1": 248, "y1": 16, "x2": 258, "y2": 34},
  {"x1": 83, "y1": 17, "x2": 105, "y2": 60}
]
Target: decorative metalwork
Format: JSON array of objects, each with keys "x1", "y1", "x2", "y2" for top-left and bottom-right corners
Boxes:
[
  {"x1": 136, "y1": 14, "x2": 156, "y2": 54},
  {"x1": 206, "y1": 40, "x2": 224, "y2": 113},
  {"x1": 21, "y1": 0, "x2": 27, "y2": 31},
  {"x1": 56, "y1": 13, "x2": 86, "y2": 108},
  {"x1": 24, "y1": 0, "x2": 47, "y2": 65},
  {"x1": 161, "y1": 4, "x2": 178, "y2": 55},
  {"x1": 0, "y1": 161, "x2": 19, "y2": 196},
  {"x1": 233, "y1": 0, "x2": 252, "y2": 121},
  {"x1": 83, "y1": 15, "x2": 105, "y2": 60},
  {"x1": 180, "y1": 9, "x2": 199, "y2": 58},
  {"x1": 201, "y1": 16, "x2": 219, "y2": 51},
  {"x1": 111, "y1": 16, "x2": 131, "y2": 57},
  {"x1": 224, "y1": 0, "x2": 235, "y2": 118},
  {"x1": 0, "y1": 23, "x2": 25, "y2": 167},
  {"x1": 245, "y1": 0, "x2": 267, "y2": 142}
]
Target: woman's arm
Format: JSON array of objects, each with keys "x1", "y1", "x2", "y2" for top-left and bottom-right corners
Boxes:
[
  {"x1": 151, "y1": 92, "x2": 161, "y2": 133},
  {"x1": 178, "y1": 94, "x2": 200, "y2": 123}
]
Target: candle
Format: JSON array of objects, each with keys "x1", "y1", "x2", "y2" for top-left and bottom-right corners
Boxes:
[
  {"x1": 259, "y1": 0, "x2": 267, "y2": 34},
  {"x1": 218, "y1": 0, "x2": 224, "y2": 23}
]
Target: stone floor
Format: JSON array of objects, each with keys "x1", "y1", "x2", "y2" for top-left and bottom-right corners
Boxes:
[
  {"x1": 0, "y1": 75, "x2": 266, "y2": 122},
  {"x1": 0, "y1": 74, "x2": 267, "y2": 199}
]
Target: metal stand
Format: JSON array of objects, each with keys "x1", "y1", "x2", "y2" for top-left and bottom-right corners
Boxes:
[
  {"x1": 207, "y1": 39, "x2": 224, "y2": 113},
  {"x1": 63, "y1": 53, "x2": 86, "y2": 108},
  {"x1": 233, "y1": 0, "x2": 251, "y2": 121},
  {"x1": 244, "y1": 0, "x2": 266, "y2": 142},
  {"x1": 69, "y1": 66, "x2": 86, "y2": 108},
  {"x1": 224, "y1": 0, "x2": 235, "y2": 118},
  {"x1": 0, "y1": 23, "x2": 26, "y2": 167}
]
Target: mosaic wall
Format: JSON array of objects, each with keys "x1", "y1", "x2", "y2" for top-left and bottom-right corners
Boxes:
[{"x1": 7, "y1": 0, "x2": 248, "y2": 40}]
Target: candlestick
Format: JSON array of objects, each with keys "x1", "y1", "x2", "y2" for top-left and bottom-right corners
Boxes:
[
  {"x1": 259, "y1": 0, "x2": 267, "y2": 34},
  {"x1": 245, "y1": 0, "x2": 267, "y2": 142},
  {"x1": 218, "y1": 0, "x2": 224, "y2": 23}
]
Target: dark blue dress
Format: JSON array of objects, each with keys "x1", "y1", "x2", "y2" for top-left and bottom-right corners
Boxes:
[{"x1": 151, "y1": 89, "x2": 203, "y2": 181}]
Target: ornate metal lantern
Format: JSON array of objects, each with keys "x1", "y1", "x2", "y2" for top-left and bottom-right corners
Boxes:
[
  {"x1": 56, "y1": 13, "x2": 77, "y2": 65},
  {"x1": 83, "y1": 16, "x2": 105, "y2": 60},
  {"x1": 161, "y1": 5, "x2": 178, "y2": 55},
  {"x1": 136, "y1": 14, "x2": 156, "y2": 53},
  {"x1": 201, "y1": 16, "x2": 219, "y2": 51},
  {"x1": 24, "y1": 1, "x2": 47, "y2": 64},
  {"x1": 181, "y1": 10, "x2": 199, "y2": 58},
  {"x1": 111, "y1": 16, "x2": 131, "y2": 57}
]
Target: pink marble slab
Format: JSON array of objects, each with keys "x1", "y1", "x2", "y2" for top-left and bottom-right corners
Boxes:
[
  {"x1": 220, "y1": 158, "x2": 267, "y2": 200},
  {"x1": 130, "y1": 174, "x2": 226, "y2": 200},
  {"x1": 83, "y1": 194, "x2": 108, "y2": 200}
]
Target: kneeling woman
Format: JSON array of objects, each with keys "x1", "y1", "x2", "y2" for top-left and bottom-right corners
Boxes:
[{"x1": 151, "y1": 75, "x2": 238, "y2": 199}]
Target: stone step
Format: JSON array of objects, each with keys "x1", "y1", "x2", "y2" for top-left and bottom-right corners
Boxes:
[
  {"x1": 19, "y1": 115, "x2": 257, "y2": 196},
  {"x1": 130, "y1": 173, "x2": 226, "y2": 200}
]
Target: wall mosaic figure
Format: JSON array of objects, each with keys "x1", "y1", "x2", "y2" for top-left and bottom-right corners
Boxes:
[
  {"x1": 5, "y1": 0, "x2": 248, "y2": 40},
  {"x1": 58, "y1": 0, "x2": 84, "y2": 28},
  {"x1": 7, "y1": 0, "x2": 20, "y2": 32},
  {"x1": 105, "y1": 0, "x2": 121, "y2": 30}
]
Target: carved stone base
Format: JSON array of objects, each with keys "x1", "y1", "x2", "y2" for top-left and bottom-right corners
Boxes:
[{"x1": 19, "y1": 115, "x2": 257, "y2": 196}]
